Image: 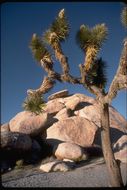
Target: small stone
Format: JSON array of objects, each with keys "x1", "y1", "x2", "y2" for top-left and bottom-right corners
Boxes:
[
  {"x1": 8, "y1": 168, "x2": 11, "y2": 171},
  {"x1": 16, "y1": 160, "x2": 24, "y2": 167},
  {"x1": 63, "y1": 159, "x2": 75, "y2": 162},
  {"x1": 40, "y1": 160, "x2": 71, "y2": 172}
]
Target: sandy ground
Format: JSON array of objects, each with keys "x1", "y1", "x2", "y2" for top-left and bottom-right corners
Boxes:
[{"x1": 2, "y1": 157, "x2": 127, "y2": 188}]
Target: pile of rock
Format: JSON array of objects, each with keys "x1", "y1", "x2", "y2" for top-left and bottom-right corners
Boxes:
[{"x1": 1, "y1": 90, "x2": 127, "y2": 173}]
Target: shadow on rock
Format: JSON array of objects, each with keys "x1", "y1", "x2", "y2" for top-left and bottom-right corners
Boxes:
[
  {"x1": 93, "y1": 127, "x2": 126, "y2": 146},
  {"x1": 75, "y1": 102, "x2": 93, "y2": 111}
]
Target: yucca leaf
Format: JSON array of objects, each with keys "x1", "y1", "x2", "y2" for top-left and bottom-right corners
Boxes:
[
  {"x1": 22, "y1": 93, "x2": 46, "y2": 114},
  {"x1": 76, "y1": 24, "x2": 108, "y2": 50},
  {"x1": 43, "y1": 9, "x2": 69, "y2": 44},
  {"x1": 91, "y1": 24, "x2": 108, "y2": 48},
  {"x1": 50, "y1": 9, "x2": 69, "y2": 41},
  {"x1": 76, "y1": 25, "x2": 91, "y2": 49},
  {"x1": 30, "y1": 33, "x2": 51, "y2": 62}
]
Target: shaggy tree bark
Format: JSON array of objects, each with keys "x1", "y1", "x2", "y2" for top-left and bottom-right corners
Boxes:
[{"x1": 100, "y1": 102, "x2": 124, "y2": 187}]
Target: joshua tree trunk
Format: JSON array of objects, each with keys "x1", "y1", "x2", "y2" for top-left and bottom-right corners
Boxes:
[{"x1": 100, "y1": 102, "x2": 124, "y2": 187}]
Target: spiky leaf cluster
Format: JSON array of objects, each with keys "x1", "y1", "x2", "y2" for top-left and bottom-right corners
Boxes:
[
  {"x1": 22, "y1": 93, "x2": 46, "y2": 114},
  {"x1": 43, "y1": 30, "x2": 59, "y2": 45},
  {"x1": 51, "y1": 12, "x2": 69, "y2": 41},
  {"x1": 43, "y1": 9, "x2": 69, "y2": 44},
  {"x1": 86, "y1": 58, "x2": 107, "y2": 88},
  {"x1": 76, "y1": 24, "x2": 108, "y2": 50},
  {"x1": 30, "y1": 34, "x2": 51, "y2": 62},
  {"x1": 121, "y1": 6, "x2": 127, "y2": 28}
]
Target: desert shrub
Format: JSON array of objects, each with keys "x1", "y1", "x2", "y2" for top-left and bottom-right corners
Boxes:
[{"x1": 22, "y1": 93, "x2": 46, "y2": 114}]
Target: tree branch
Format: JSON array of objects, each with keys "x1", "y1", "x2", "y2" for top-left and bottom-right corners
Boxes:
[
  {"x1": 79, "y1": 61, "x2": 104, "y2": 98},
  {"x1": 105, "y1": 38, "x2": 127, "y2": 104},
  {"x1": 49, "y1": 32, "x2": 70, "y2": 75},
  {"x1": 27, "y1": 32, "x2": 106, "y2": 98},
  {"x1": 27, "y1": 76, "x2": 55, "y2": 95},
  {"x1": 49, "y1": 32, "x2": 104, "y2": 97},
  {"x1": 47, "y1": 32, "x2": 82, "y2": 84}
]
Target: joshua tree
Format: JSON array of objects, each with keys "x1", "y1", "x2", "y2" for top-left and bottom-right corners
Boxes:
[{"x1": 24, "y1": 7, "x2": 127, "y2": 187}]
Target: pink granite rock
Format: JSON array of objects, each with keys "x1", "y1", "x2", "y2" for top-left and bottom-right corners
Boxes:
[
  {"x1": 46, "y1": 116, "x2": 98, "y2": 147},
  {"x1": 9, "y1": 111, "x2": 48, "y2": 137},
  {"x1": 113, "y1": 135, "x2": 127, "y2": 163},
  {"x1": 54, "y1": 142, "x2": 84, "y2": 161}
]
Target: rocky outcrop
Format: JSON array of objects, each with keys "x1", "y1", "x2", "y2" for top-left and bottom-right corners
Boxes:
[
  {"x1": 54, "y1": 142, "x2": 85, "y2": 161},
  {"x1": 45, "y1": 92, "x2": 126, "y2": 163},
  {"x1": 9, "y1": 111, "x2": 48, "y2": 137},
  {"x1": 46, "y1": 116, "x2": 98, "y2": 147},
  {"x1": 2, "y1": 91, "x2": 127, "y2": 168},
  {"x1": 8, "y1": 93, "x2": 126, "y2": 144}
]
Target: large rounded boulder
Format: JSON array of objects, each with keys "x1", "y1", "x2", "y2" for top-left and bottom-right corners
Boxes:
[
  {"x1": 54, "y1": 142, "x2": 85, "y2": 161},
  {"x1": 1, "y1": 131, "x2": 32, "y2": 151},
  {"x1": 9, "y1": 111, "x2": 48, "y2": 137}
]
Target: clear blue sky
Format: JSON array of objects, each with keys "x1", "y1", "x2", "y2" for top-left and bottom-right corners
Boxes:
[{"x1": 1, "y1": 2, "x2": 127, "y2": 124}]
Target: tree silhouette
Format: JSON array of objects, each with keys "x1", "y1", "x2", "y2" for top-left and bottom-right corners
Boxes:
[{"x1": 24, "y1": 7, "x2": 127, "y2": 187}]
